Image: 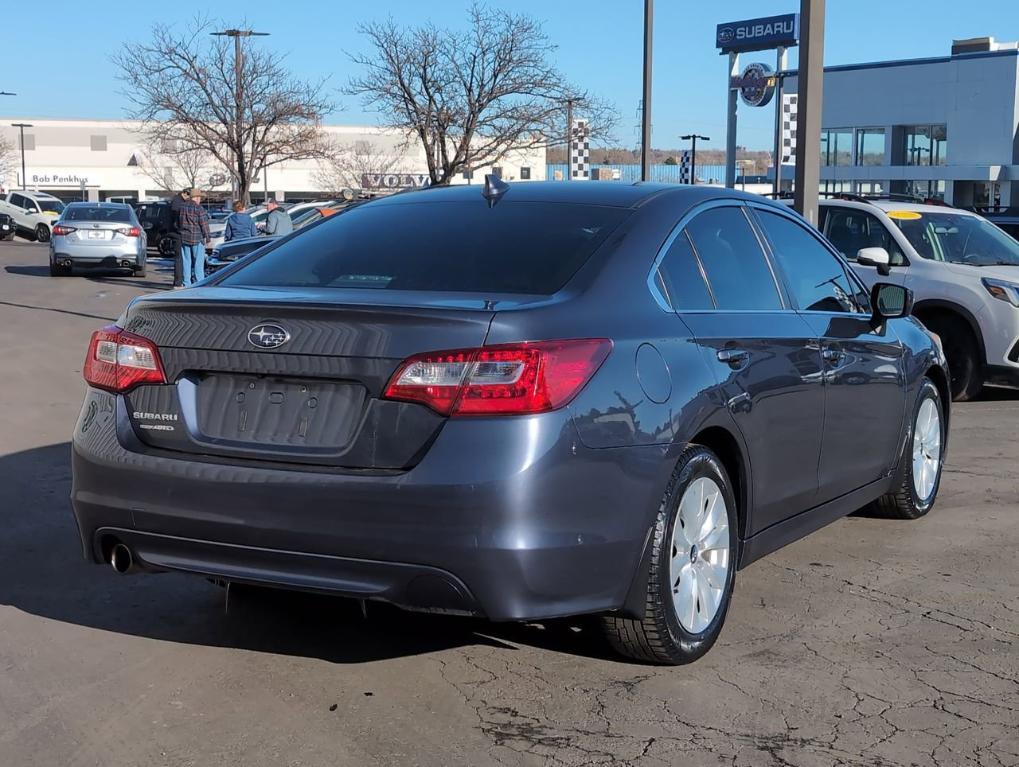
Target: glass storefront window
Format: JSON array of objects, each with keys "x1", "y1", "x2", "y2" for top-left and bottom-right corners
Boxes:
[
  {"x1": 903, "y1": 125, "x2": 947, "y2": 166},
  {"x1": 855, "y1": 129, "x2": 885, "y2": 166},
  {"x1": 821, "y1": 130, "x2": 853, "y2": 166}
]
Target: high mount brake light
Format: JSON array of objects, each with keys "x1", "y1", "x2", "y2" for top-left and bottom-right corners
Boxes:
[
  {"x1": 383, "y1": 339, "x2": 612, "y2": 416},
  {"x1": 83, "y1": 325, "x2": 167, "y2": 393}
]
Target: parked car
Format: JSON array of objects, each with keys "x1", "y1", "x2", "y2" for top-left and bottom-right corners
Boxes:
[
  {"x1": 818, "y1": 196, "x2": 1019, "y2": 400},
  {"x1": 0, "y1": 190, "x2": 66, "y2": 242},
  {"x1": 0, "y1": 212, "x2": 14, "y2": 241},
  {"x1": 71, "y1": 181, "x2": 948, "y2": 665},
  {"x1": 49, "y1": 202, "x2": 147, "y2": 276},
  {"x1": 979, "y1": 208, "x2": 1019, "y2": 241},
  {"x1": 206, "y1": 205, "x2": 349, "y2": 274}
]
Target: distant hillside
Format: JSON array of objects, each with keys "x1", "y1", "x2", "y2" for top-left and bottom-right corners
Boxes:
[{"x1": 547, "y1": 147, "x2": 773, "y2": 175}]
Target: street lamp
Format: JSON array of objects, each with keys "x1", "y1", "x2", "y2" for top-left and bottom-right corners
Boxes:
[
  {"x1": 211, "y1": 29, "x2": 269, "y2": 203},
  {"x1": 680, "y1": 134, "x2": 710, "y2": 185},
  {"x1": 11, "y1": 123, "x2": 33, "y2": 190}
]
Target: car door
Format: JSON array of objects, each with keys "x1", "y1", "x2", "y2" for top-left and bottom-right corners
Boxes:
[
  {"x1": 821, "y1": 204, "x2": 907, "y2": 289},
  {"x1": 753, "y1": 205, "x2": 907, "y2": 500},
  {"x1": 669, "y1": 202, "x2": 826, "y2": 535},
  {"x1": 8, "y1": 193, "x2": 30, "y2": 229}
]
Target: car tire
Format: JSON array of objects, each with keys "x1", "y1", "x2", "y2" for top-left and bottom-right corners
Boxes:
[
  {"x1": 924, "y1": 315, "x2": 982, "y2": 401},
  {"x1": 601, "y1": 445, "x2": 738, "y2": 665},
  {"x1": 34, "y1": 224, "x2": 51, "y2": 243},
  {"x1": 158, "y1": 236, "x2": 176, "y2": 257},
  {"x1": 133, "y1": 265, "x2": 147, "y2": 277},
  {"x1": 873, "y1": 378, "x2": 945, "y2": 520}
]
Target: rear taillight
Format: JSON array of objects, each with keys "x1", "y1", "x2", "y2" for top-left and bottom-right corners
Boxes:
[
  {"x1": 83, "y1": 325, "x2": 167, "y2": 393},
  {"x1": 116, "y1": 226, "x2": 142, "y2": 238},
  {"x1": 52, "y1": 224, "x2": 76, "y2": 236},
  {"x1": 383, "y1": 339, "x2": 612, "y2": 416}
]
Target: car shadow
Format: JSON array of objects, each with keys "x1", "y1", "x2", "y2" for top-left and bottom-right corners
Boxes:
[
  {"x1": 4, "y1": 265, "x2": 51, "y2": 277},
  {"x1": 0, "y1": 442, "x2": 616, "y2": 664}
]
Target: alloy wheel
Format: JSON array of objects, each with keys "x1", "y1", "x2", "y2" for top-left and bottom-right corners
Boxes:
[{"x1": 912, "y1": 397, "x2": 942, "y2": 501}]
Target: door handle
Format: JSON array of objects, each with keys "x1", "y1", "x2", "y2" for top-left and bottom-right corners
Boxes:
[{"x1": 717, "y1": 348, "x2": 749, "y2": 369}]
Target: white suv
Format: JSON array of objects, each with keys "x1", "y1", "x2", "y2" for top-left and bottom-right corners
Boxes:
[
  {"x1": 819, "y1": 197, "x2": 1019, "y2": 400},
  {"x1": 0, "y1": 190, "x2": 66, "y2": 242}
]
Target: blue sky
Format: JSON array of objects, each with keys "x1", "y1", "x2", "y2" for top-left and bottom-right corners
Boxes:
[{"x1": 2, "y1": 1, "x2": 1017, "y2": 152}]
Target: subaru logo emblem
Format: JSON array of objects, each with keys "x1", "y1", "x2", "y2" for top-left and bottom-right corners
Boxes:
[
  {"x1": 718, "y1": 27, "x2": 734, "y2": 43},
  {"x1": 247, "y1": 323, "x2": 290, "y2": 349}
]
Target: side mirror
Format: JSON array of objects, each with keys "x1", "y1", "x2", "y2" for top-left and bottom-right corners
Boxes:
[
  {"x1": 857, "y1": 247, "x2": 892, "y2": 276},
  {"x1": 871, "y1": 283, "x2": 913, "y2": 321}
]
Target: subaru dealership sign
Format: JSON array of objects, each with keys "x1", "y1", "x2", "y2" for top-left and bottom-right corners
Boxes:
[{"x1": 716, "y1": 14, "x2": 799, "y2": 53}]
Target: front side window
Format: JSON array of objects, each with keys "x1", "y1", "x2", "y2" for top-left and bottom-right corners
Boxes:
[
  {"x1": 9, "y1": 193, "x2": 26, "y2": 209},
  {"x1": 823, "y1": 207, "x2": 905, "y2": 265},
  {"x1": 221, "y1": 200, "x2": 629, "y2": 295},
  {"x1": 655, "y1": 230, "x2": 714, "y2": 310},
  {"x1": 684, "y1": 206, "x2": 783, "y2": 311},
  {"x1": 893, "y1": 212, "x2": 1019, "y2": 266},
  {"x1": 756, "y1": 210, "x2": 865, "y2": 314}
]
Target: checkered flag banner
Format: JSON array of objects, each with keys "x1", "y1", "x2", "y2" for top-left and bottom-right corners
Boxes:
[
  {"x1": 781, "y1": 94, "x2": 798, "y2": 165},
  {"x1": 679, "y1": 150, "x2": 692, "y2": 184},
  {"x1": 569, "y1": 119, "x2": 590, "y2": 181}
]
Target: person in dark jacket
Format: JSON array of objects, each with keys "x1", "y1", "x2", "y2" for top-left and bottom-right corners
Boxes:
[
  {"x1": 168, "y1": 188, "x2": 192, "y2": 287},
  {"x1": 177, "y1": 190, "x2": 211, "y2": 288},
  {"x1": 263, "y1": 199, "x2": 293, "y2": 237},
  {"x1": 224, "y1": 201, "x2": 258, "y2": 241}
]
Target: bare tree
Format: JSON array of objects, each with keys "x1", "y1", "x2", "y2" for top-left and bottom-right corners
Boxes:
[
  {"x1": 347, "y1": 4, "x2": 617, "y2": 185},
  {"x1": 135, "y1": 141, "x2": 224, "y2": 195},
  {"x1": 114, "y1": 17, "x2": 332, "y2": 204},
  {"x1": 313, "y1": 138, "x2": 402, "y2": 195}
]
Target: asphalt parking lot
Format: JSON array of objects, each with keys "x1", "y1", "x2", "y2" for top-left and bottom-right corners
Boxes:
[{"x1": 0, "y1": 236, "x2": 1016, "y2": 767}]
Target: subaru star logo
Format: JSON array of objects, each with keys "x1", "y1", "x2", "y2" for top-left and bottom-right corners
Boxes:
[
  {"x1": 718, "y1": 27, "x2": 735, "y2": 43},
  {"x1": 247, "y1": 323, "x2": 290, "y2": 349}
]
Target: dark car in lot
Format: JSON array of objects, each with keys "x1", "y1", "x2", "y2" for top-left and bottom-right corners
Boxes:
[
  {"x1": 0, "y1": 212, "x2": 14, "y2": 240},
  {"x1": 71, "y1": 181, "x2": 949, "y2": 664}
]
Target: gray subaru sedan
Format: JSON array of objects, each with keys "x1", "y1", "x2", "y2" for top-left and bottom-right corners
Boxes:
[{"x1": 70, "y1": 181, "x2": 949, "y2": 664}]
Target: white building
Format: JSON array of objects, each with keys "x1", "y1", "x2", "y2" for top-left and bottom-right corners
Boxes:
[
  {"x1": 0, "y1": 119, "x2": 546, "y2": 203},
  {"x1": 782, "y1": 37, "x2": 1019, "y2": 208}
]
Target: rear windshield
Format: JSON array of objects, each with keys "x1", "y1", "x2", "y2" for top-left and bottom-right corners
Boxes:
[
  {"x1": 64, "y1": 206, "x2": 133, "y2": 223},
  {"x1": 219, "y1": 200, "x2": 629, "y2": 295}
]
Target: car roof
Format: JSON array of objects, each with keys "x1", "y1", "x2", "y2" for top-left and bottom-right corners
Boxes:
[
  {"x1": 366, "y1": 181, "x2": 763, "y2": 210},
  {"x1": 19, "y1": 190, "x2": 61, "y2": 200},
  {"x1": 66, "y1": 201, "x2": 131, "y2": 209},
  {"x1": 821, "y1": 197, "x2": 979, "y2": 217}
]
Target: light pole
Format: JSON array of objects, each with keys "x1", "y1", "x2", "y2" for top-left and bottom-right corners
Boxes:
[
  {"x1": 680, "y1": 134, "x2": 709, "y2": 185},
  {"x1": 211, "y1": 29, "x2": 269, "y2": 204},
  {"x1": 640, "y1": 0, "x2": 653, "y2": 182},
  {"x1": 11, "y1": 123, "x2": 32, "y2": 190}
]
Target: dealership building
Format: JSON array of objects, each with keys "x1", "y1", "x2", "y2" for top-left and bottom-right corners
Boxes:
[
  {"x1": 0, "y1": 119, "x2": 545, "y2": 203},
  {"x1": 782, "y1": 36, "x2": 1019, "y2": 208}
]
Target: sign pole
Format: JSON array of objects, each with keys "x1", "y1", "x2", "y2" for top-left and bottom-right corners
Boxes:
[
  {"x1": 725, "y1": 52, "x2": 739, "y2": 189},
  {"x1": 640, "y1": 0, "x2": 654, "y2": 182},
  {"x1": 793, "y1": 0, "x2": 825, "y2": 226},
  {"x1": 773, "y1": 46, "x2": 787, "y2": 197}
]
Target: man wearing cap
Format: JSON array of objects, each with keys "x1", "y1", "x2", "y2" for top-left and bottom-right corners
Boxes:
[
  {"x1": 176, "y1": 190, "x2": 211, "y2": 288},
  {"x1": 168, "y1": 187, "x2": 192, "y2": 287}
]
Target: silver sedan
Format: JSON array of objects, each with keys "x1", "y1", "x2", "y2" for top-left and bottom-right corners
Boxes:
[{"x1": 49, "y1": 202, "x2": 148, "y2": 277}]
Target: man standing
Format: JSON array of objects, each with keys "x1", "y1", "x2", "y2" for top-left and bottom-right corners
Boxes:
[
  {"x1": 263, "y1": 199, "x2": 293, "y2": 237},
  {"x1": 177, "y1": 190, "x2": 211, "y2": 288},
  {"x1": 224, "y1": 201, "x2": 257, "y2": 241},
  {"x1": 168, "y1": 188, "x2": 192, "y2": 288}
]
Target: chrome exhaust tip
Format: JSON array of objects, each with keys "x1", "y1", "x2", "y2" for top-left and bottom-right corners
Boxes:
[{"x1": 110, "y1": 542, "x2": 134, "y2": 574}]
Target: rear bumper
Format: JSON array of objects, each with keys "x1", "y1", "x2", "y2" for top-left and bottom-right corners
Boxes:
[
  {"x1": 71, "y1": 389, "x2": 668, "y2": 621},
  {"x1": 52, "y1": 245, "x2": 142, "y2": 266}
]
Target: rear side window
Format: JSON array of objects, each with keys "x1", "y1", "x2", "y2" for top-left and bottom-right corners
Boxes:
[
  {"x1": 655, "y1": 230, "x2": 713, "y2": 310},
  {"x1": 755, "y1": 210, "x2": 866, "y2": 313},
  {"x1": 64, "y1": 206, "x2": 133, "y2": 223},
  {"x1": 685, "y1": 206, "x2": 783, "y2": 310},
  {"x1": 221, "y1": 201, "x2": 629, "y2": 295}
]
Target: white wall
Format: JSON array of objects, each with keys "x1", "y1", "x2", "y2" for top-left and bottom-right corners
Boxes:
[{"x1": 0, "y1": 119, "x2": 546, "y2": 198}]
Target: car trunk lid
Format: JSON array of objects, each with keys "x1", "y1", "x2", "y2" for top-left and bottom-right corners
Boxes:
[{"x1": 120, "y1": 288, "x2": 497, "y2": 469}]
